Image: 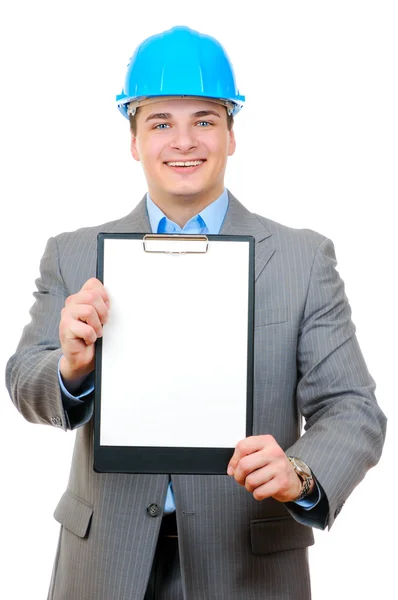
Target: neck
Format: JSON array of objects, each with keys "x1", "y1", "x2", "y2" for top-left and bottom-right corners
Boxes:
[{"x1": 149, "y1": 188, "x2": 224, "y2": 228}]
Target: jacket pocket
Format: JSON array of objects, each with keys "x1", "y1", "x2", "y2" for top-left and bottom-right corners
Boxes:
[
  {"x1": 53, "y1": 490, "x2": 94, "y2": 538},
  {"x1": 250, "y1": 516, "x2": 314, "y2": 555},
  {"x1": 254, "y1": 307, "x2": 288, "y2": 327}
]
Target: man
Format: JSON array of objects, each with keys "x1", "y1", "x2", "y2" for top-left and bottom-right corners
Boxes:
[{"x1": 6, "y1": 25, "x2": 386, "y2": 600}]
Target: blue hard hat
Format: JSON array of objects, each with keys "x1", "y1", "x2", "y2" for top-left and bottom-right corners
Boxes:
[{"x1": 116, "y1": 26, "x2": 245, "y2": 119}]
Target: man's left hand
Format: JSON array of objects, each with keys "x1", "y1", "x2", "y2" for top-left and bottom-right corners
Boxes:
[{"x1": 227, "y1": 434, "x2": 309, "y2": 503}]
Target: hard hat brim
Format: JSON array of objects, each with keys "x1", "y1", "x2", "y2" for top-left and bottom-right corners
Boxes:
[
  {"x1": 124, "y1": 95, "x2": 241, "y2": 118},
  {"x1": 117, "y1": 94, "x2": 244, "y2": 119}
]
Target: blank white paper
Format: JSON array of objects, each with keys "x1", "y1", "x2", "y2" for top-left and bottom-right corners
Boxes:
[{"x1": 99, "y1": 237, "x2": 250, "y2": 448}]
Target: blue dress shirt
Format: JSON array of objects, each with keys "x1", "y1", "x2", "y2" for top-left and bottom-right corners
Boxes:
[{"x1": 59, "y1": 188, "x2": 320, "y2": 512}]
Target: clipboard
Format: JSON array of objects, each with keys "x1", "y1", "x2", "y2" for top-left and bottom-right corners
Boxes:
[{"x1": 94, "y1": 233, "x2": 255, "y2": 474}]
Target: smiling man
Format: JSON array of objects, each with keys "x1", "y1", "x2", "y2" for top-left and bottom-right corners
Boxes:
[
  {"x1": 129, "y1": 98, "x2": 236, "y2": 226},
  {"x1": 6, "y1": 25, "x2": 386, "y2": 600}
]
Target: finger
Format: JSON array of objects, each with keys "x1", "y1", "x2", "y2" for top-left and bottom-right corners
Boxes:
[
  {"x1": 243, "y1": 465, "x2": 273, "y2": 493},
  {"x1": 61, "y1": 337, "x2": 95, "y2": 364},
  {"x1": 65, "y1": 290, "x2": 109, "y2": 325},
  {"x1": 251, "y1": 470, "x2": 298, "y2": 502},
  {"x1": 81, "y1": 278, "x2": 110, "y2": 308},
  {"x1": 251, "y1": 479, "x2": 279, "y2": 502},
  {"x1": 65, "y1": 304, "x2": 103, "y2": 338},
  {"x1": 233, "y1": 452, "x2": 271, "y2": 486},
  {"x1": 251, "y1": 463, "x2": 302, "y2": 502},
  {"x1": 63, "y1": 319, "x2": 99, "y2": 347},
  {"x1": 228, "y1": 435, "x2": 275, "y2": 474}
]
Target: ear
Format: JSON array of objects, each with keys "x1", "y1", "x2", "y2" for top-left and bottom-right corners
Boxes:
[
  {"x1": 130, "y1": 133, "x2": 140, "y2": 162},
  {"x1": 228, "y1": 128, "x2": 236, "y2": 157}
]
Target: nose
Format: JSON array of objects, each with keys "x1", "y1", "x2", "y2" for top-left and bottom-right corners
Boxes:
[{"x1": 170, "y1": 125, "x2": 198, "y2": 153}]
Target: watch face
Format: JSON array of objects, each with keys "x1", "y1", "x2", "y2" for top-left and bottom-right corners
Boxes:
[{"x1": 292, "y1": 458, "x2": 312, "y2": 478}]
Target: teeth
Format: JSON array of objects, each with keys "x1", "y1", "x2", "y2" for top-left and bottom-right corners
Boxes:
[{"x1": 167, "y1": 160, "x2": 204, "y2": 167}]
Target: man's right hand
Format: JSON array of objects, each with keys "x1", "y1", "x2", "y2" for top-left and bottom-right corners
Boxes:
[{"x1": 59, "y1": 278, "x2": 110, "y2": 387}]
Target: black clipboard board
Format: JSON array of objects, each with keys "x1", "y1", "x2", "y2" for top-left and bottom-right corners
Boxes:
[{"x1": 94, "y1": 233, "x2": 254, "y2": 474}]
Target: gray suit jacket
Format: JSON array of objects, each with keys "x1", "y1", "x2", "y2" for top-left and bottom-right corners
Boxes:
[{"x1": 6, "y1": 192, "x2": 386, "y2": 600}]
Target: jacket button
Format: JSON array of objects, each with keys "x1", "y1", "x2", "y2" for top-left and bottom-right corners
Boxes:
[{"x1": 147, "y1": 503, "x2": 161, "y2": 518}]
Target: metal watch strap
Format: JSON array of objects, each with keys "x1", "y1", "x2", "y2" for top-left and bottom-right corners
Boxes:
[
  {"x1": 294, "y1": 476, "x2": 312, "y2": 501},
  {"x1": 287, "y1": 456, "x2": 313, "y2": 502}
]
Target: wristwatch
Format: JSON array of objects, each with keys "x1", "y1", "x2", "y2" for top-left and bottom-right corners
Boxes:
[{"x1": 287, "y1": 457, "x2": 313, "y2": 501}]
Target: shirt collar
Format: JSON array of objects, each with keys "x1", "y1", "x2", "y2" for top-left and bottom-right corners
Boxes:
[{"x1": 146, "y1": 189, "x2": 229, "y2": 234}]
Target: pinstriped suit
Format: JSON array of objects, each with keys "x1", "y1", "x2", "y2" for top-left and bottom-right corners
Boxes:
[{"x1": 6, "y1": 192, "x2": 386, "y2": 599}]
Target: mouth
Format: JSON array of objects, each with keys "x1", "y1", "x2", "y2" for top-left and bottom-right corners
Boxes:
[{"x1": 164, "y1": 159, "x2": 206, "y2": 173}]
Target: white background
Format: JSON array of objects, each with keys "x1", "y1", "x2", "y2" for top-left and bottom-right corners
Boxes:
[{"x1": 0, "y1": 1, "x2": 396, "y2": 598}]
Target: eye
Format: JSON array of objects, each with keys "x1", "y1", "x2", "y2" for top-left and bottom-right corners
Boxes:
[
  {"x1": 196, "y1": 121, "x2": 212, "y2": 127},
  {"x1": 154, "y1": 123, "x2": 170, "y2": 130}
]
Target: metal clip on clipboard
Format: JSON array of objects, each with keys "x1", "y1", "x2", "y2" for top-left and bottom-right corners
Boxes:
[{"x1": 143, "y1": 234, "x2": 209, "y2": 254}]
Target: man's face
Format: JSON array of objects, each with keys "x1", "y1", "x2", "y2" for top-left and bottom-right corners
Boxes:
[{"x1": 130, "y1": 98, "x2": 236, "y2": 206}]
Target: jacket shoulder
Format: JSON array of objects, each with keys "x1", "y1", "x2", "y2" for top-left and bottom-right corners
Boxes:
[
  {"x1": 254, "y1": 212, "x2": 328, "y2": 250},
  {"x1": 52, "y1": 213, "x2": 131, "y2": 246}
]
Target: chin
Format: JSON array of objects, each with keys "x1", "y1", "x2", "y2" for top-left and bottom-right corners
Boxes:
[{"x1": 167, "y1": 186, "x2": 205, "y2": 199}]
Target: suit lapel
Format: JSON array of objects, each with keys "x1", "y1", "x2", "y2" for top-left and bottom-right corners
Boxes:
[
  {"x1": 108, "y1": 195, "x2": 151, "y2": 233},
  {"x1": 222, "y1": 191, "x2": 275, "y2": 281}
]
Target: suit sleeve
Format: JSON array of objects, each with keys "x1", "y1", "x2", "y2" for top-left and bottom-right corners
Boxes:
[
  {"x1": 5, "y1": 236, "x2": 94, "y2": 431},
  {"x1": 285, "y1": 237, "x2": 387, "y2": 530}
]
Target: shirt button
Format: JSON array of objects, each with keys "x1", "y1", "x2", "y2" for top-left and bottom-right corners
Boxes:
[{"x1": 147, "y1": 503, "x2": 161, "y2": 518}]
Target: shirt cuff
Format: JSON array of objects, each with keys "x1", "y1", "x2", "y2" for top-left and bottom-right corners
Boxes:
[{"x1": 57, "y1": 356, "x2": 94, "y2": 404}]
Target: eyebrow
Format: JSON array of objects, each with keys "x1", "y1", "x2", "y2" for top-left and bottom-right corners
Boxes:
[
  {"x1": 193, "y1": 110, "x2": 221, "y2": 119},
  {"x1": 144, "y1": 110, "x2": 221, "y2": 123}
]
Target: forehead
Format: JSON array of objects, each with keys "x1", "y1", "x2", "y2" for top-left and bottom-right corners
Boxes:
[{"x1": 137, "y1": 98, "x2": 226, "y2": 119}]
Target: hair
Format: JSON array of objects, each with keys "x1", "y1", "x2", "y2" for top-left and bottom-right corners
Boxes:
[{"x1": 129, "y1": 108, "x2": 234, "y2": 135}]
